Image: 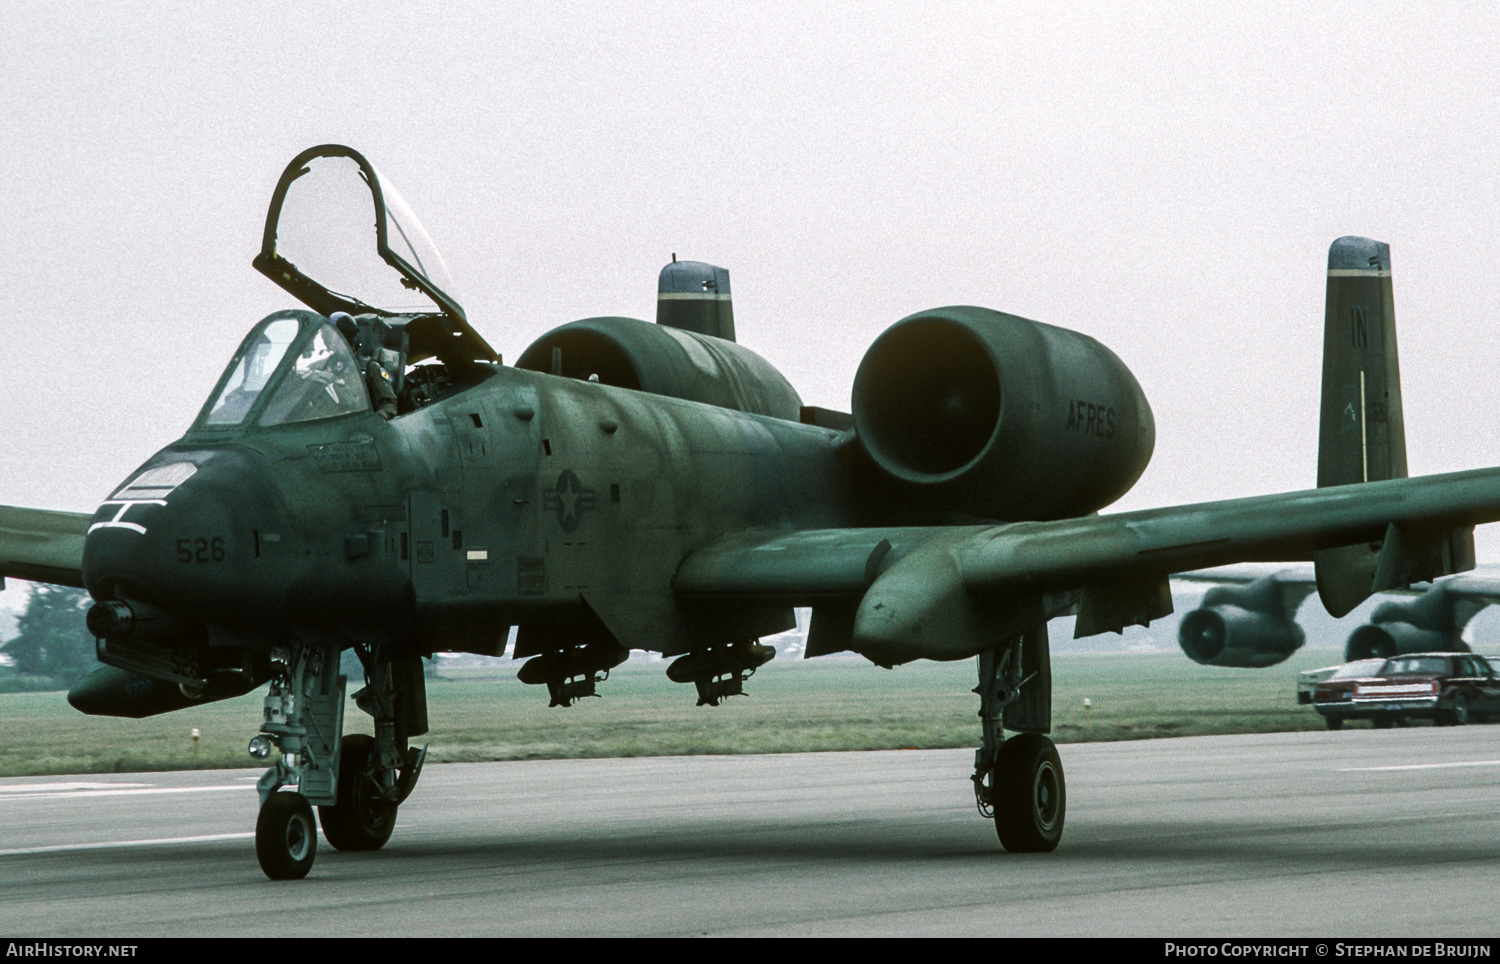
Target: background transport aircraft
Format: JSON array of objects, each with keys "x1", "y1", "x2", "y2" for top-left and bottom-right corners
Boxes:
[
  {"x1": 1176, "y1": 565, "x2": 1500, "y2": 667},
  {"x1": 4, "y1": 144, "x2": 1499, "y2": 879}
]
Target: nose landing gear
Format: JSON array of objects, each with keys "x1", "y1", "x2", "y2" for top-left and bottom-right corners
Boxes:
[
  {"x1": 256, "y1": 790, "x2": 318, "y2": 880},
  {"x1": 250, "y1": 643, "x2": 428, "y2": 879},
  {"x1": 253, "y1": 644, "x2": 344, "y2": 880}
]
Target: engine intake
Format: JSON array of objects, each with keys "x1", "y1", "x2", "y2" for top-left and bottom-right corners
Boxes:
[
  {"x1": 1344, "y1": 586, "x2": 1470, "y2": 660},
  {"x1": 851, "y1": 307, "x2": 1154, "y2": 521},
  {"x1": 1178, "y1": 578, "x2": 1306, "y2": 668},
  {"x1": 1345, "y1": 622, "x2": 1463, "y2": 661}
]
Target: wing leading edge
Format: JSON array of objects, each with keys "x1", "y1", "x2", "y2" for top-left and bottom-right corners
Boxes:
[
  {"x1": 676, "y1": 466, "x2": 1500, "y2": 666},
  {"x1": 0, "y1": 505, "x2": 90, "y2": 589}
]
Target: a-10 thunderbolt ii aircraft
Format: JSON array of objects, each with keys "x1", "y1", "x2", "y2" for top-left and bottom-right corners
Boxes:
[{"x1": 4, "y1": 144, "x2": 1499, "y2": 879}]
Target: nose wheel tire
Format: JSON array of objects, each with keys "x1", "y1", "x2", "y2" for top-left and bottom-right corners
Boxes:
[
  {"x1": 319, "y1": 734, "x2": 397, "y2": 851},
  {"x1": 256, "y1": 791, "x2": 317, "y2": 880},
  {"x1": 992, "y1": 733, "x2": 1066, "y2": 853}
]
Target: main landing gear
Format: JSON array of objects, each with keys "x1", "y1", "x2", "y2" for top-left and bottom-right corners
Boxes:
[
  {"x1": 971, "y1": 625, "x2": 1065, "y2": 852},
  {"x1": 249, "y1": 642, "x2": 427, "y2": 879}
]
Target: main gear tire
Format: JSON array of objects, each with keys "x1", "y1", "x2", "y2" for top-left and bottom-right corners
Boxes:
[
  {"x1": 992, "y1": 733, "x2": 1065, "y2": 853},
  {"x1": 319, "y1": 734, "x2": 397, "y2": 851},
  {"x1": 256, "y1": 791, "x2": 317, "y2": 880}
]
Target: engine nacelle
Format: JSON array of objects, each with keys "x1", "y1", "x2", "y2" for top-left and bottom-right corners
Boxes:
[
  {"x1": 850, "y1": 307, "x2": 1154, "y2": 521},
  {"x1": 1178, "y1": 580, "x2": 1305, "y2": 668},
  {"x1": 1344, "y1": 587, "x2": 1469, "y2": 660},
  {"x1": 1345, "y1": 622, "x2": 1464, "y2": 661},
  {"x1": 517, "y1": 317, "x2": 802, "y2": 421}
]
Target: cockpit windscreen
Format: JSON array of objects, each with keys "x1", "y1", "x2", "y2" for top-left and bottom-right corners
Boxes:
[
  {"x1": 203, "y1": 317, "x2": 301, "y2": 425},
  {"x1": 258, "y1": 324, "x2": 369, "y2": 426}
]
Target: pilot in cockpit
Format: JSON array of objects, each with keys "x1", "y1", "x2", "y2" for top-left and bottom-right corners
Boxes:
[{"x1": 331, "y1": 312, "x2": 398, "y2": 420}]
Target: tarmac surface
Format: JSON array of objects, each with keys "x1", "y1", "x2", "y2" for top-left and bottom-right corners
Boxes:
[{"x1": 2, "y1": 728, "x2": 1499, "y2": 937}]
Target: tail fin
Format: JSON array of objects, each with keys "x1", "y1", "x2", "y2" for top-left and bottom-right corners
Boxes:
[
  {"x1": 1314, "y1": 237, "x2": 1474, "y2": 615},
  {"x1": 1316, "y1": 237, "x2": 1406, "y2": 490}
]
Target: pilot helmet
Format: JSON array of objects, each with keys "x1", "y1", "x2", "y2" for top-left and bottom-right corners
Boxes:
[{"x1": 330, "y1": 311, "x2": 358, "y2": 340}]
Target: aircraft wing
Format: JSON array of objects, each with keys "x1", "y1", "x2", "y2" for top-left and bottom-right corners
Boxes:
[
  {"x1": 1178, "y1": 564, "x2": 1500, "y2": 601},
  {"x1": 0, "y1": 505, "x2": 90, "y2": 588},
  {"x1": 677, "y1": 466, "x2": 1500, "y2": 664}
]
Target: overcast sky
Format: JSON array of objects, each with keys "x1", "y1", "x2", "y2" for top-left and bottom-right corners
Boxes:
[{"x1": 5, "y1": 1, "x2": 1500, "y2": 588}]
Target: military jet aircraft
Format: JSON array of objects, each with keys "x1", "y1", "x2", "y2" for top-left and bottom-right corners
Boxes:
[
  {"x1": 5, "y1": 144, "x2": 1500, "y2": 879},
  {"x1": 1176, "y1": 565, "x2": 1500, "y2": 667}
]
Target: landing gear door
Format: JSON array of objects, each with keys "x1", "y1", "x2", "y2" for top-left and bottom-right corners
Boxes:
[{"x1": 253, "y1": 144, "x2": 498, "y2": 367}]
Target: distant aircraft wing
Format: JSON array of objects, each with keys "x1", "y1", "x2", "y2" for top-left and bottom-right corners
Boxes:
[
  {"x1": 677, "y1": 466, "x2": 1500, "y2": 665},
  {"x1": 1174, "y1": 563, "x2": 1314, "y2": 586},
  {"x1": 1178, "y1": 565, "x2": 1500, "y2": 602},
  {"x1": 0, "y1": 505, "x2": 90, "y2": 588},
  {"x1": 1437, "y1": 573, "x2": 1500, "y2": 604}
]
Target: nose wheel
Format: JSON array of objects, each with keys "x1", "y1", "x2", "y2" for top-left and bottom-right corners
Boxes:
[{"x1": 256, "y1": 790, "x2": 318, "y2": 880}]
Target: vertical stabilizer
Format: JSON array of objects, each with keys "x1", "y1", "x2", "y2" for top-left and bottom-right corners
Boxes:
[
  {"x1": 1314, "y1": 237, "x2": 1473, "y2": 616},
  {"x1": 657, "y1": 260, "x2": 736, "y2": 342},
  {"x1": 1315, "y1": 237, "x2": 1404, "y2": 616},
  {"x1": 1316, "y1": 236, "x2": 1406, "y2": 489}
]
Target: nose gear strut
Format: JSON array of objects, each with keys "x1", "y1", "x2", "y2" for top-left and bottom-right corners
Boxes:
[
  {"x1": 252, "y1": 643, "x2": 345, "y2": 880},
  {"x1": 249, "y1": 641, "x2": 429, "y2": 879}
]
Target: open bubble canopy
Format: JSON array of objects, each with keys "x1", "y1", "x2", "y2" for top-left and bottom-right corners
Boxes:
[{"x1": 252, "y1": 144, "x2": 497, "y2": 367}]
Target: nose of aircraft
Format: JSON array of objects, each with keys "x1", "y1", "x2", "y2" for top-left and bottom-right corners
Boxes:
[
  {"x1": 82, "y1": 447, "x2": 285, "y2": 636},
  {"x1": 82, "y1": 442, "x2": 416, "y2": 651}
]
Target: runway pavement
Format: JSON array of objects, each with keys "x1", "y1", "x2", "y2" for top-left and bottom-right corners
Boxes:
[{"x1": 2, "y1": 727, "x2": 1499, "y2": 937}]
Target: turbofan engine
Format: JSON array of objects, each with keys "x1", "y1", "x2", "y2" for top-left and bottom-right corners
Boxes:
[
  {"x1": 517, "y1": 316, "x2": 801, "y2": 421},
  {"x1": 1177, "y1": 577, "x2": 1307, "y2": 668},
  {"x1": 850, "y1": 307, "x2": 1154, "y2": 521},
  {"x1": 1344, "y1": 585, "x2": 1470, "y2": 660}
]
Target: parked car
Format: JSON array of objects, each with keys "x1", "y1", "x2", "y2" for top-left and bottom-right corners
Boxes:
[
  {"x1": 1312, "y1": 653, "x2": 1500, "y2": 729},
  {"x1": 1297, "y1": 658, "x2": 1387, "y2": 705}
]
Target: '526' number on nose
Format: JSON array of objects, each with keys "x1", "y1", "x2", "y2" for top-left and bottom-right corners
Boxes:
[{"x1": 176, "y1": 537, "x2": 225, "y2": 563}]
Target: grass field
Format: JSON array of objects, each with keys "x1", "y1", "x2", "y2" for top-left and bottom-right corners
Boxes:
[{"x1": 0, "y1": 649, "x2": 1349, "y2": 777}]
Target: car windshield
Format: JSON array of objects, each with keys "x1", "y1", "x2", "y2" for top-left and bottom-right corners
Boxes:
[
  {"x1": 1328, "y1": 659, "x2": 1387, "y2": 680},
  {"x1": 203, "y1": 317, "x2": 303, "y2": 426},
  {"x1": 1380, "y1": 656, "x2": 1449, "y2": 676}
]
